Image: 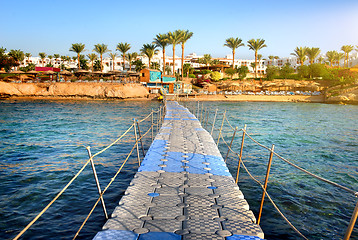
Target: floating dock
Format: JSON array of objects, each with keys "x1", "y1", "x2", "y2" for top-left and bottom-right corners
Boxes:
[{"x1": 93, "y1": 101, "x2": 264, "y2": 240}]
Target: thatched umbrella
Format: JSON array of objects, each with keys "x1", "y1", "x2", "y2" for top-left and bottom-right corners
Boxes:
[
  {"x1": 60, "y1": 70, "x2": 72, "y2": 75},
  {"x1": 60, "y1": 70, "x2": 72, "y2": 81},
  {"x1": 74, "y1": 69, "x2": 89, "y2": 80},
  {"x1": 91, "y1": 71, "x2": 103, "y2": 80},
  {"x1": 25, "y1": 70, "x2": 39, "y2": 81}
]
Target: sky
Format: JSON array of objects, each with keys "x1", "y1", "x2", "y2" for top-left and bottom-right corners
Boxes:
[{"x1": 1, "y1": 0, "x2": 357, "y2": 60}]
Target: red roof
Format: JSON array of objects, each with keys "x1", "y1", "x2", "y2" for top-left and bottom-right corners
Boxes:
[{"x1": 35, "y1": 67, "x2": 61, "y2": 72}]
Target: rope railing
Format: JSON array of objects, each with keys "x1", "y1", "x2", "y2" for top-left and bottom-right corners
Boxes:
[
  {"x1": 189, "y1": 101, "x2": 358, "y2": 240},
  {"x1": 13, "y1": 105, "x2": 164, "y2": 240}
]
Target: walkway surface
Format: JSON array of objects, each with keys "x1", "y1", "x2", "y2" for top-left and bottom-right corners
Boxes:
[{"x1": 93, "y1": 101, "x2": 264, "y2": 240}]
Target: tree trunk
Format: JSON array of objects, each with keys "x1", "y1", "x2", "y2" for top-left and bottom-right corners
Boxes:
[
  {"x1": 163, "y1": 48, "x2": 166, "y2": 74},
  {"x1": 101, "y1": 55, "x2": 103, "y2": 72},
  {"x1": 123, "y1": 55, "x2": 125, "y2": 71},
  {"x1": 172, "y1": 45, "x2": 175, "y2": 76},
  {"x1": 232, "y1": 50, "x2": 235, "y2": 68},
  {"x1": 254, "y1": 51, "x2": 257, "y2": 78},
  {"x1": 149, "y1": 58, "x2": 151, "y2": 69},
  {"x1": 78, "y1": 53, "x2": 81, "y2": 69},
  {"x1": 181, "y1": 43, "x2": 184, "y2": 79}
]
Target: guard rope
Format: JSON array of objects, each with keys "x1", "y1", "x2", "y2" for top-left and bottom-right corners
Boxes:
[
  {"x1": 242, "y1": 129, "x2": 357, "y2": 196},
  {"x1": 221, "y1": 134, "x2": 309, "y2": 239},
  {"x1": 13, "y1": 106, "x2": 161, "y2": 240},
  {"x1": 73, "y1": 142, "x2": 137, "y2": 239},
  {"x1": 193, "y1": 103, "x2": 357, "y2": 239}
]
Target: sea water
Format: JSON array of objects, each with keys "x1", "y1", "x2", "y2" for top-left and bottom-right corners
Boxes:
[{"x1": 0, "y1": 100, "x2": 357, "y2": 239}]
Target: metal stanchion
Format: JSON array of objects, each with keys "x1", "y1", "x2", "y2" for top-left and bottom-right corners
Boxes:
[
  {"x1": 133, "y1": 118, "x2": 141, "y2": 166},
  {"x1": 217, "y1": 110, "x2": 226, "y2": 145},
  {"x1": 257, "y1": 144, "x2": 275, "y2": 225},
  {"x1": 343, "y1": 199, "x2": 358, "y2": 240},
  {"x1": 135, "y1": 120, "x2": 145, "y2": 157},
  {"x1": 151, "y1": 109, "x2": 154, "y2": 141},
  {"x1": 235, "y1": 124, "x2": 246, "y2": 184},
  {"x1": 86, "y1": 146, "x2": 108, "y2": 220},
  {"x1": 224, "y1": 126, "x2": 238, "y2": 163},
  {"x1": 210, "y1": 109, "x2": 218, "y2": 136}
]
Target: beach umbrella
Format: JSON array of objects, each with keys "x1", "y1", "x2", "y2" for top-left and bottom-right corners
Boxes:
[
  {"x1": 60, "y1": 70, "x2": 72, "y2": 75},
  {"x1": 10, "y1": 70, "x2": 25, "y2": 82},
  {"x1": 43, "y1": 70, "x2": 56, "y2": 75},
  {"x1": 76, "y1": 69, "x2": 89, "y2": 74},
  {"x1": 26, "y1": 70, "x2": 38, "y2": 74},
  {"x1": 11, "y1": 70, "x2": 25, "y2": 74}
]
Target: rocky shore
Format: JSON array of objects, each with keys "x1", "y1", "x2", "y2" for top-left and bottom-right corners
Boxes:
[
  {"x1": 0, "y1": 82, "x2": 150, "y2": 99},
  {"x1": 0, "y1": 81, "x2": 357, "y2": 104}
]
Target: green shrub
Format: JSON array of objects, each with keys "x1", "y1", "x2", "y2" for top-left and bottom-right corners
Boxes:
[
  {"x1": 188, "y1": 74, "x2": 196, "y2": 78},
  {"x1": 266, "y1": 66, "x2": 279, "y2": 81},
  {"x1": 210, "y1": 71, "x2": 221, "y2": 81}
]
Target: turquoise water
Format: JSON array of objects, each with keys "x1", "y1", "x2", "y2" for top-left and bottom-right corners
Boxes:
[{"x1": 0, "y1": 100, "x2": 357, "y2": 239}]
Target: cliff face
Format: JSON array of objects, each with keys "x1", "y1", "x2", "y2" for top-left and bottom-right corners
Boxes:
[
  {"x1": 0, "y1": 82, "x2": 150, "y2": 99},
  {"x1": 325, "y1": 85, "x2": 358, "y2": 104}
]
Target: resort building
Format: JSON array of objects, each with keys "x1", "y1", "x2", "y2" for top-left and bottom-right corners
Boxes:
[{"x1": 18, "y1": 50, "x2": 358, "y2": 76}]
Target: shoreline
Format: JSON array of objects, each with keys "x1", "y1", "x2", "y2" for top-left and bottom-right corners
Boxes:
[
  {"x1": 178, "y1": 94, "x2": 325, "y2": 103},
  {"x1": 1, "y1": 94, "x2": 326, "y2": 103}
]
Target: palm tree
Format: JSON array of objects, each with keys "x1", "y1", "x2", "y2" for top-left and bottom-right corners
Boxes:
[
  {"x1": 268, "y1": 55, "x2": 275, "y2": 65},
  {"x1": 167, "y1": 30, "x2": 183, "y2": 75},
  {"x1": 116, "y1": 42, "x2": 131, "y2": 70},
  {"x1": 247, "y1": 38, "x2": 267, "y2": 78},
  {"x1": 108, "y1": 52, "x2": 117, "y2": 71},
  {"x1": 127, "y1": 52, "x2": 138, "y2": 72},
  {"x1": 140, "y1": 44, "x2": 158, "y2": 68},
  {"x1": 87, "y1": 53, "x2": 97, "y2": 72},
  {"x1": 178, "y1": 30, "x2": 193, "y2": 78},
  {"x1": 326, "y1": 51, "x2": 337, "y2": 67},
  {"x1": 306, "y1": 47, "x2": 321, "y2": 65},
  {"x1": 153, "y1": 33, "x2": 169, "y2": 74},
  {"x1": 93, "y1": 44, "x2": 110, "y2": 71},
  {"x1": 69, "y1": 43, "x2": 85, "y2": 69},
  {"x1": 25, "y1": 53, "x2": 32, "y2": 66},
  {"x1": 133, "y1": 59, "x2": 145, "y2": 72},
  {"x1": 335, "y1": 52, "x2": 345, "y2": 67},
  {"x1": 341, "y1": 45, "x2": 354, "y2": 68},
  {"x1": 291, "y1": 47, "x2": 307, "y2": 66},
  {"x1": 8, "y1": 49, "x2": 25, "y2": 69},
  {"x1": 48, "y1": 55, "x2": 53, "y2": 66},
  {"x1": 199, "y1": 54, "x2": 212, "y2": 69},
  {"x1": 53, "y1": 54, "x2": 60, "y2": 66},
  {"x1": 224, "y1": 37, "x2": 245, "y2": 68},
  {"x1": 39, "y1": 52, "x2": 47, "y2": 67}
]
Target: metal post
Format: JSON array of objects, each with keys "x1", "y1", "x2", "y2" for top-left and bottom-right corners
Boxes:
[
  {"x1": 200, "y1": 102, "x2": 204, "y2": 123},
  {"x1": 343, "y1": 199, "x2": 358, "y2": 240},
  {"x1": 159, "y1": 106, "x2": 162, "y2": 126},
  {"x1": 135, "y1": 120, "x2": 145, "y2": 157},
  {"x1": 151, "y1": 109, "x2": 154, "y2": 142},
  {"x1": 216, "y1": 110, "x2": 226, "y2": 145},
  {"x1": 235, "y1": 125, "x2": 246, "y2": 184},
  {"x1": 133, "y1": 118, "x2": 141, "y2": 166},
  {"x1": 156, "y1": 109, "x2": 159, "y2": 133},
  {"x1": 86, "y1": 146, "x2": 108, "y2": 220},
  {"x1": 196, "y1": 101, "x2": 200, "y2": 118},
  {"x1": 224, "y1": 126, "x2": 238, "y2": 163},
  {"x1": 210, "y1": 109, "x2": 218, "y2": 136},
  {"x1": 257, "y1": 144, "x2": 275, "y2": 225},
  {"x1": 205, "y1": 107, "x2": 209, "y2": 129}
]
